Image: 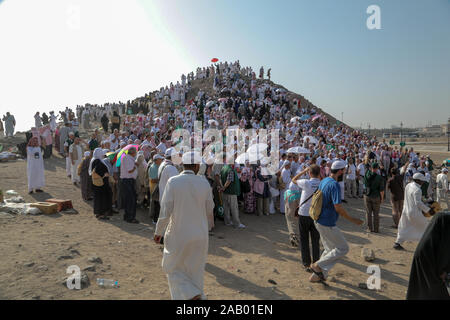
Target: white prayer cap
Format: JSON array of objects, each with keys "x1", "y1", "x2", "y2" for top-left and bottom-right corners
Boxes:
[
  {"x1": 412, "y1": 173, "x2": 426, "y2": 182},
  {"x1": 165, "y1": 148, "x2": 175, "y2": 158},
  {"x1": 84, "y1": 151, "x2": 91, "y2": 157},
  {"x1": 331, "y1": 160, "x2": 346, "y2": 170},
  {"x1": 182, "y1": 151, "x2": 203, "y2": 165},
  {"x1": 283, "y1": 160, "x2": 291, "y2": 167},
  {"x1": 442, "y1": 168, "x2": 448, "y2": 173},
  {"x1": 153, "y1": 154, "x2": 164, "y2": 161},
  {"x1": 69, "y1": 132, "x2": 75, "y2": 136}
]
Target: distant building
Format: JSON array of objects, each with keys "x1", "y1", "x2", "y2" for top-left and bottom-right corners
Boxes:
[{"x1": 421, "y1": 124, "x2": 445, "y2": 136}]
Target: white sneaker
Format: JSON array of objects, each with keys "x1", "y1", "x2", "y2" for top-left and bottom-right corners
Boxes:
[
  {"x1": 237, "y1": 224, "x2": 246, "y2": 229},
  {"x1": 225, "y1": 223, "x2": 233, "y2": 226}
]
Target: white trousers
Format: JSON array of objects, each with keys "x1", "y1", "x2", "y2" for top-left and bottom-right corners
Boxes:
[
  {"x1": 66, "y1": 157, "x2": 72, "y2": 177},
  {"x1": 314, "y1": 222, "x2": 349, "y2": 278},
  {"x1": 71, "y1": 159, "x2": 81, "y2": 183}
]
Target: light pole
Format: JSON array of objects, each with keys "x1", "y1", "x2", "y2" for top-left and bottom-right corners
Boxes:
[
  {"x1": 400, "y1": 121, "x2": 403, "y2": 144},
  {"x1": 447, "y1": 117, "x2": 449, "y2": 152},
  {"x1": 341, "y1": 112, "x2": 344, "y2": 123}
]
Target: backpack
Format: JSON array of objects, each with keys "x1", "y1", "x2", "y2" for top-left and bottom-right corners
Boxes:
[
  {"x1": 309, "y1": 189, "x2": 323, "y2": 221},
  {"x1": 437, "y1": 177, "x2": 443, "y2": 189}
]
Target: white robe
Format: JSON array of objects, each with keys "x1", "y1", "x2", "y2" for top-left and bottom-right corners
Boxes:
[
  {"x1": 396, "y1": 182, "x2": 430, "y2": 244},
  {"x1": 34, "y1": 115, "x2": 42, "y2": 128},
  {"x1": 280, "y1": 168, "x2": 291, "y2": 213},
  {"x1": 49, "y1": 115, "x2": 57, "y2": 131},
  {"x1": 155, "y1": 171, "x2": 214, "y2": 300},
  {"x1": 27, "y1": 147, "x2": 45, "y2": 191},
  {"x1": 69, "y1": 144, "x2": 83, "y2": 183},
  {"x1": 158, "y1": 161, "x2": 179, "y2": 202},
  {"x1": 5, "y1": 115, "x2": 15, "y2": 136}
]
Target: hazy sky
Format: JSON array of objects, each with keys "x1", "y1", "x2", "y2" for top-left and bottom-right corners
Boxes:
[{"x1": 0, "y1": 0, "x2": 449, "y2": 132}]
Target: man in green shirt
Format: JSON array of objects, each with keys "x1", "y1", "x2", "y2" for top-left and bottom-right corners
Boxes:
[
  {"x1": 220, "y1": 163, "x2": 245, "y2": 229},
  {"x1": 88, "y1": 132, "x2": 99, "y2": 151},
  {"x1": 363, "y1": 162, "x2": 385, "y2": 233}
]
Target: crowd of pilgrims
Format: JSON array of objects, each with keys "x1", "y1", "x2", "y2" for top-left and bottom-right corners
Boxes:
[{"x1": 26, "y1": 61, "x2": 446, "y2": 245}]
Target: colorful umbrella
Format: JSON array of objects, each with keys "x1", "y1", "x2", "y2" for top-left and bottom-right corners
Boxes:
[
  {"x1": 116, "y1": 144, "x2": 140, "y2": 167},
  {"x1": 211, "y1": 58, "x2": 219, "y2": 63},
  {"x1": 106, "y1": 150, "x2": 120, "y2": 165}
]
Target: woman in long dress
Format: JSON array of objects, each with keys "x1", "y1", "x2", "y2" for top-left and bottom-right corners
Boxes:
[
  {"x1": 26, "y1": 137, "x2": 45, "y2": 194},
  {"x1": 78, "y1": 151, "x2": 93, "y2": 201},
  {"x1": 89, "y1": 148, "x2": 112, "y2": 220},
  {"x1": 240, "y1": 162, "x2": 256, "y2": 214},
  {"x1": 135, "y1": 152, "x2": 148, "y2": 207}
]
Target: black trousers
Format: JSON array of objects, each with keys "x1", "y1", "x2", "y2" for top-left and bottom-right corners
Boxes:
[
  {"x1": 121, "y1": 178, "x2": 137, "y2": 221},
  {"x1": 298, "y1": 215, "x2": 321, "y2": 266},
  {"x1": 152, "y1": 201, "x2": 160, "y2": 223}
]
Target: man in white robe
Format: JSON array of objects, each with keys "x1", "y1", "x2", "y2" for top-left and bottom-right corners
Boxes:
[
  {"x1": 59, "y1": 123, "x2": 71, "y2": 154},
  {"x1": 394, "y1": 173, "x2": 433, "y2": 250},
  {"x1": 69, "y1": 137, "x2": 83, "y2": 185},
  {"x1": 34, "y1": 112, "x2": 43, "y2": 128},
  {"x1": 158, "y1": 148, "x2": 179, "y2": 202},
  {"x1": 154, "y1": 151, "x2": 214, "y2": 300},
  {"x1": 27, "y1": 137, "x2": 45, "y2": 193},
  {"x1": 436, "y1": 168, "x2": 448, "y2": 210},
  {"x1": 3, "y1": 112, "x2": 15, "y2": 137},
  {"x1": 49, "y1": 111, "x2": 57, "y2": 132}
]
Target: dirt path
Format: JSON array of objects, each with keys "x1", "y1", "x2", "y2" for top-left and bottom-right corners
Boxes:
[{"x1": 0, "y1": 152, "x2": 420, "y2": 300}]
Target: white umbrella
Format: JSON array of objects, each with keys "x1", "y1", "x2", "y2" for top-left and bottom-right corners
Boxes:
[
  {"x1": 247, "y1": 143, "x2": 268, "y2": 154},
  {"x1": 303, "y1": 136, "x2": 318, "y2": 144},
  {"x1": 235, "y1": 152, "x2": 265, "y2": 164},
  {"x1": 287, "y1": 146, "x2": 311, "y2": 154},
  {"x1": 290, "y1": 117, "x2": 301, "y2": 123},
  {"x1": 208, "y1": 119, "x2": 218, "y2": 126},
  {"x1": 205, "y1": 101, "x2": 214, "y2": 108}
]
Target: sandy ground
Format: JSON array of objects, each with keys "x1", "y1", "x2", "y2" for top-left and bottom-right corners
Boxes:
[{"x1": 0, "y1": 137, "x2": 448, "y2": 300}]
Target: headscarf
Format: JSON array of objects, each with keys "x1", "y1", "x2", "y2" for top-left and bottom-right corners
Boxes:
[
  {"x1": 102, "y1": 157, "x2": 113, "y2": 175},
  {"x1": 27, "y1": 136, "x2": 39, "y2": 147},
  {"x1": 89, "y1": 148, "x2": 105, "y2": 176}
]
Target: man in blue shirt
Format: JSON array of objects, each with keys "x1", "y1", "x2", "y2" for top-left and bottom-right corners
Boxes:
[{"x1": 309, "y1": 160, "x2": 363, "y2": 283}]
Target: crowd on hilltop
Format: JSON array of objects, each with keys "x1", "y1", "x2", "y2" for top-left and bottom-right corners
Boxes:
[{"x1": 12, "y1": 61, "x2": 450, "y2": 300}]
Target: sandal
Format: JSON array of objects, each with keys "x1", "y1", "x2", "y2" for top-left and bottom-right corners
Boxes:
[
  {"x1": 290, "y1": 235, "x2": 299, "y2": 247},
  {"x1": 303, "y1": 265, "x2": 313, "y2": 273},
  {"x1": 310, "y1": 264, "x2": 326, "y2": 282}
]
